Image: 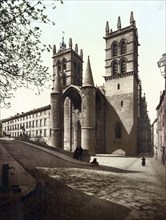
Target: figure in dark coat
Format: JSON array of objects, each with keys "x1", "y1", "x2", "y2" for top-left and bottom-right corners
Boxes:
[
  {"x1": 73, "y1": 147, "x2": 79, "y2": 159},
  {"x1": 91, "y1": 158, "x2": 99, "y2": 166},
  {"x1": 142, "y1": 156, "x2": 146, "y2": 166},
  {"x1": 78, "y1": 146, "x2": 83, "y2": 160},
  {"x1": 73, "y1": 146, "x2": 83, "y2": 160}
]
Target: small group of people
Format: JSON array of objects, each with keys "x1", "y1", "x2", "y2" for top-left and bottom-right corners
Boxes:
[{"x1": 73, "y1": 146, "x2": 83, "y2": 160}]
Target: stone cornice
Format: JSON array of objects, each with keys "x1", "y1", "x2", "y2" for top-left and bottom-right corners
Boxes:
[
  {"x1": 104, "y1": 71, "x2": 136, "y2": 81},
  {"x1": 104, "y1": 25, "x2": 136, "y2": 40}
]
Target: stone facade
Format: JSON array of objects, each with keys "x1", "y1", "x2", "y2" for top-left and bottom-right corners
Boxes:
[
  {"x1": 2, "y1": 105, "x2": 50, "y2": 142},
  {"x1": 49, "y1": 12, "x2": 151, "y2": 156},
  {"x1": 2, "y1": 12, "x2": 151, "y2": 158},
  {"x1": 154, "y1": 90, "x2": 166, "y2": 164}
]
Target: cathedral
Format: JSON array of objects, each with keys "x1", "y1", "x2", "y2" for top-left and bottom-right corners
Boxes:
[{"x1": 50, "y1": 11, "x2": 151, "y2": 158}]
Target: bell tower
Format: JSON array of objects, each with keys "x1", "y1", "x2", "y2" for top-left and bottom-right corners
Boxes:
[
  {"x1": 50, "y1": 37, "x2": 83, "y2": 148},
  {"x1": 104, "y1": 12, "x2": 140, "y2": 155},
  {"x1": 52, "y1": 36, "x2": 83, "y2": 88},
  {"x1": 104, "y1": 11, "x2": 139, "y2": 78}
]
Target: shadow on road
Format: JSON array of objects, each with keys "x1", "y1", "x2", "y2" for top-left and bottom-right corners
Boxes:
[
  {"x1": 22, "y1": 169, "x2": 131, "y2": 220},
  {"x1": 96, "y1": 165, "x2": 144, "y2": 174}
]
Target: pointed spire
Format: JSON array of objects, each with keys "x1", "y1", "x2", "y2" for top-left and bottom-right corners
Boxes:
[
  {"x1": 80, "y1": 49, "x2": 83, "y2": 58},
  {"x1": 83, "y1": 56, "x2": 94, "y2": 87},
  {"x1": 130, "y1": 11, "x2": 135, "y2": 26},
  {"x1": 69, "y1": 38, "x2": 72, "y2": 49},
  {"x1": 105, "y1": 21, "x2": 109, "y2": 34},
  {"x1": 117, "y1": 16, "x2": 121, "y2": 30},
  {"x1": 59, "y1": 31, "x2": 66, "y2": 51},
  {"x1": 75, "y1": 43, "x2": 78, "y2": 53},
  {"x1": 53, "y1": 71, "x2": 61, "y2": 93},
  {"x1": 53, "y1": 45, "x2": 56, "y2": 54}
]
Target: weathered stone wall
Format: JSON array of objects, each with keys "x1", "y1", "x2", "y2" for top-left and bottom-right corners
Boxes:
[
  {"x1": 63, "y1": 97, "x2": 72, "y2": 151},
  {"x1": 96, "y1": 92, "x2": 105, "y2": 153},
  {"x1": 105, "y1": 75, "x2": 138, "y2": 155},
  {"x1": 50, "y1": 92, "x2": 61, "y2": 148},
  {"x1": 105, "y1": 29, "x2": 136, "y2": 76},
  {"x1": 81, "y1": 87, "x2": 96, "y2": 155}
]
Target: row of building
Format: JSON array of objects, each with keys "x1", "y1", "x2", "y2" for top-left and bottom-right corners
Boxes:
[
  {"x1": 152, "y1": 83, "x2": 166, "y2": 165},
  {"x1": 0, "y1": 12, "x2": 156, "y2": 161}
]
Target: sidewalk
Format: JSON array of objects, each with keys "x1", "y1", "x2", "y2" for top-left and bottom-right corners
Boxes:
[
  {"x1": 0, "y1": 142, "x2": 36, "y2": 206},
  {"x1": 0, "y1": 139, "x2": 94, "y2": 207}
]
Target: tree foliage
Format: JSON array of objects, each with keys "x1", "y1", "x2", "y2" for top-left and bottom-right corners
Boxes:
[{"x1": 0, "y1": 0, "x2": 62, "y2": 108}]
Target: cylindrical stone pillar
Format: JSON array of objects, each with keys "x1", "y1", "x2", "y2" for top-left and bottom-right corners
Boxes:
[
  {"x1": 81, "y1": 87, "x2": 96, "y2": 156},
  {"x1": 50, "y1": 92, "x2": 61, "y2": 148},
  {"x1": 64, "y1": 97, "x2": 72, "y2": 151}
]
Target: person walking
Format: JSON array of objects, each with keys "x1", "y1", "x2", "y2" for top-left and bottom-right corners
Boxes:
[{"x1": 142, "y1": 156, "x2": 146, "y2": 166}]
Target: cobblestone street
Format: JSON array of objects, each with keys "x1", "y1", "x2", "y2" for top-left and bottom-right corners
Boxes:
[
  {"x1": 0, "y1": 140, "x2": 166, "y2": 220},
  {"x1": 38, "y1": 156, "x2": 166, "y2": 220}
]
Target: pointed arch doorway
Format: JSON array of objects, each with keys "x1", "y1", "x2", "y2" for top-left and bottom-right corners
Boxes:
[{"x1": 63, "y1": 87, "x2": 82, "y2": 152}]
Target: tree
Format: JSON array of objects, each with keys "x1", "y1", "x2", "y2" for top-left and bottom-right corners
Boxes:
[{"x1": 0, "y1": 0, "x2": 62, "y2": 108}]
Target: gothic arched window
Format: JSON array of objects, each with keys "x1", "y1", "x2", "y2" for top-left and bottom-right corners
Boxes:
[
  {"x1": 112, "y1": 60, "x2": 118, "y2": 75},
  {"x1": 115, "y1": 122, "x2": 121, "y2": 139},
  {"x1": 112, "y1": 42, "x2": 118, "y2": 57},
  {"x1": 120, "y1": 40, "x2": 127, "y2": 54},
  {"x1": 62, "y1": 58, "x2": 67, "y2": 71},
  {"x1": 120, "y1": 59, "x2": 127, "y2": 74},
  {"x1": 57, "y1": 60, "x2": 61, "y2": 73},
  {"x1": 61, "y1": 72, "x2": 66, "y2": 86}
]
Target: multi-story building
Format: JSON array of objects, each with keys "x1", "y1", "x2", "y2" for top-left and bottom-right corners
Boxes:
[
  {"x1": 2, "y1": 12, "x2": 151, "y2": 158},
  {"x1": 2, "y1": 105, "x2": 50, "y2": 143},
  {"x1": 155, "y1": 90, "x2": 166, "y2": 164},
  {"x1": 151, "y1": 118, "x2": 158, "y2": 159},
  {"x1": 139, "y1": 91, "x2": 152, "y2": 154}
]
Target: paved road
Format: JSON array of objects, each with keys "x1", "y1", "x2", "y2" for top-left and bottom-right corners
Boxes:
[{"x1": 1, "y1": 140, "x2": 166, "y2": 220}]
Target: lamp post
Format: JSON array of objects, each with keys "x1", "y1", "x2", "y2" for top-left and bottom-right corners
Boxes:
[{"x1": 157, "y1": 53, "x2": 166, "y2": 164}]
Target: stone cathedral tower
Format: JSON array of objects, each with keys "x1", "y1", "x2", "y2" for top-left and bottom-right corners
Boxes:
[
  {"x1": 50, "y1": 37, "x2": 97, "y2": 159},
  {"x1": 103, "y1": 12, "x2": 140, "y2": 155},
  {"x1": 49, "y1": 12, "x2": 151, "y2": 159}
]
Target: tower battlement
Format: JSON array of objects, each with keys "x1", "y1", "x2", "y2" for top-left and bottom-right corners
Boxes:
[{"x1": 52, "y1": 38, "x2": 83, "y2": 58}]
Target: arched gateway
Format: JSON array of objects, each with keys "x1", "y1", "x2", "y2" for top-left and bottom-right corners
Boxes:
[{"x1": 62, "y1": 86, "x2": 82, "y2": 152}]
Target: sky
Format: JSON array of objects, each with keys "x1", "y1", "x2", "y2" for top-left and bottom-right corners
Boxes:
[{"x1": 1, "y1": 0, "x2": 166, "y2": 122}]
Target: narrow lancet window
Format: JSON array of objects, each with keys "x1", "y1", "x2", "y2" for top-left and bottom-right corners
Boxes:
[
  {"x1": 115, "y1": 122, "x2": 121, "y2": 139},
  {"x1": 112, "y1": 61, "x2": 118, "y2": 75}
]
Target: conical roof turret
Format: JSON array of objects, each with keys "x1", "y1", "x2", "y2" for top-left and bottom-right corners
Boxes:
[{"x1": 83, "y1": 56, "x2": 94, "y2": 87}]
